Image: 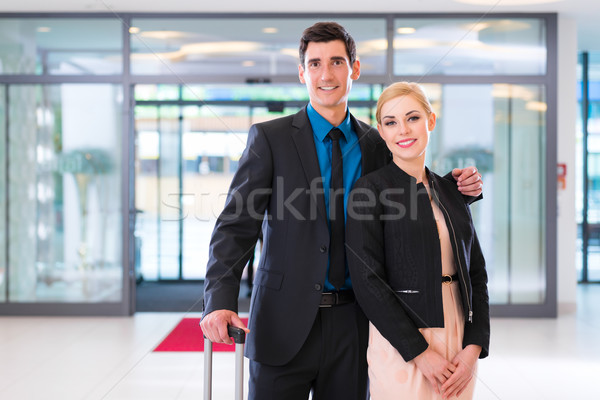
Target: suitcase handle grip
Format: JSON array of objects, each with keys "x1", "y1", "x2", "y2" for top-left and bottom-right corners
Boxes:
[
  {"x1": 204, "y1": 325, "x2": 246, "y2": 400},
  {"x1": 227, "y1": 325, "x2": 246, "y2": 344}
]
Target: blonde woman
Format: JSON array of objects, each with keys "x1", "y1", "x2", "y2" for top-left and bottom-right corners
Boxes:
[{"x1": 346, "y1": 82, "x2": 490, "y2": 399}]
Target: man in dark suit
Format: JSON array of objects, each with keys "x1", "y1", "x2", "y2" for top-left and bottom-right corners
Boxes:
[{"x1": 201, "y1": 22, "x2": 483, "y2": 400}]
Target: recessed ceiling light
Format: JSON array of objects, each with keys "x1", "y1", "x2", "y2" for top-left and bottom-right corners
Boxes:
[
  {"x1": 181, "y1": 42, "x2": 261, "y2": 54},
  {"x1": 140, "y1": 31, "x2": 187, "y2": 40},
  {"x1": 37, "y1": 27, "x2": 51, "y2": 33},
  {"x1": 526, "y1": 101, "x2": 548, "y2": 112},
  {"x1": 460, "y1": 20, "x2": 531, "y2": 33},
  {"x1": 397, "y1": 27, "x2": 416, "y2": 35},
  {"x1": 461, "y1": 22, "x2": 491, "y2": 32},
  {"x1": 262, "y1": 27, "x2": 278, "y2": 34},
  {"x1": 129, "y1": 27, "x2": 140, "y2": 34}
]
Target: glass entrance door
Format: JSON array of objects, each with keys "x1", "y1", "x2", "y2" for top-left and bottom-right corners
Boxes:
[
  {"x1": 134, "y1": 102, "x2": 249, "y2": 281},
  {"x1": 133, "y1": 84, "x2": 307, "y2": 284}
]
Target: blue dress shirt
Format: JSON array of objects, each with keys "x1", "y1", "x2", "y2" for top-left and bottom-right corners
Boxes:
[{"x1": 307, "y1": 103, "x2": 362, "y2": 291}]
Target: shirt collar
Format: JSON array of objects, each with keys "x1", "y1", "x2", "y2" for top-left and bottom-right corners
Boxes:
[{"x1": 307, "y1": 103, "x2": 353, "y2": 143}]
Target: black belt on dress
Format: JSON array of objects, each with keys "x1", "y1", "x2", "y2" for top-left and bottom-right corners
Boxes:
[
  {"x1": 319, "y1": 290, "x2": 355, "y2": 307},
  {"x1": 442, "y1": 273, "x2": 459, "y2": 284}
]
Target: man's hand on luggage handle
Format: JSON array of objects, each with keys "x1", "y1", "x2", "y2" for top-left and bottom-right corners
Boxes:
[{"x1": 200, "y1": 310, "x2": 249, "y2": 345}]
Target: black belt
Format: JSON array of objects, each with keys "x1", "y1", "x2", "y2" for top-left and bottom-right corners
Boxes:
[
  {"x1": 442, "y1": 274, "x2": 459, "y2": 284},
  {"x1": 319, "y1": 291, "x2": 355, "y2": 307}
]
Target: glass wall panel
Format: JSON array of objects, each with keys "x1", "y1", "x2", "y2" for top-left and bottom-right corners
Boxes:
[
  {"x1": 156, "y1": 105, "x2": 182, "y2": 280},
  {"x1": 425, "y1": 83, "x2": 546, "y2": 305},
  {"x1": 394, "y1": 18, "x2": 546, "y2": 76},
  {"x1": 181, "y1": 104, "x2": 250, "y2": 280},
  {"x1": 586, "y1": 54, "x2": 600, "y2": 281},
  {"x1": 134, "y1": 105, "x2": 159, "y2": 282},
  {"x1": 0, "y1": 18, "x2": 122, "y2": 75},
  {"x1": 135, "y1": 104, "x2": 187, "y2": 281},
  {"x1": 134, "y1": 101, "x2": 307, "y2": 282},
  {"x1": 7, "y1": 84, "x2": 123, "y2": 302},
  {"x1": 576, "y1": 58, "x2": 584, "y2": 281},
  {"x1": 589, "y1": 148, "x2": 600, "y2": 282},
  {"x1": 130, "y1": 18, "x2": 386, "y2": 76},
  {"x1": 0, "y1": 85, "x2": 5, "y2": 302},
  {"x1": 577, "y1": 52, "x2": 600, "y2": 282}
]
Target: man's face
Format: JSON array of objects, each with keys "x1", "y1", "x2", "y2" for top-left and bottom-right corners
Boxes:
[{"x1": 298, "y1": 40, "x2": 360, "y2": 118}]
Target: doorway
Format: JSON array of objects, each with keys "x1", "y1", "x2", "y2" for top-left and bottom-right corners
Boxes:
[{"x1": 132, "y1": 84, "x2": 303, "y2": 311}]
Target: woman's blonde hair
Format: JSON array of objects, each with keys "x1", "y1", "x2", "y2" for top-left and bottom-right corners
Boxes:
[{"x1": 376, "y1": 82, "x2": 433, "y2": 124}]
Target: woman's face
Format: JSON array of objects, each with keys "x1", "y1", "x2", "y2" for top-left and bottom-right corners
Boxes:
[{"x1": 377, "y1": 94, "x2": 436, "y2": 169}]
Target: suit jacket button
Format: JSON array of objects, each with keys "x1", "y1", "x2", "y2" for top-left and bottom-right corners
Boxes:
[
  {"x1": 314, "y1": 284, "x2": 322, "y2": 291},
  {"x1": 320, "y1": 245, "x2": 327, "y2": 253}
]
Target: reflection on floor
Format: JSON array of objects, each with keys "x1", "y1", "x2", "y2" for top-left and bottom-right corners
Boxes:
[{"x1": 0, "y1": 285, "x2": 599, "y2": 399}]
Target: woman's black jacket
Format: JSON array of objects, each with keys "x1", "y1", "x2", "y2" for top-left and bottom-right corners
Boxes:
[{"x1": 346, "y1": 162, "x2": 490, "y2": 362}]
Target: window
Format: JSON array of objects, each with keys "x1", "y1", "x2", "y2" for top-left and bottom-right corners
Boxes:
[
  {"x1": 0, "y1": 18, "x2": 122, "y2": 75},
  {"x1": 394, "y1": 18, "x2": 546, "y2": 76},
  {"x1": 6, "y1": 84, "x2": 123, "y2": 302},
  {"x1": 130, "y1": 17, "x2": 386, "y2": 76}
]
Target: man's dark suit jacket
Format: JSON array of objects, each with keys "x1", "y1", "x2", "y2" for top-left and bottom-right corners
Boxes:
[{"x1": 203, "y1": 106, "x2": 391, "y2": 366}]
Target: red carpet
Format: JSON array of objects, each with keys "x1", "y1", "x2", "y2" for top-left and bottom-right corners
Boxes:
[{"x1": 154, "y1": 317, "x2": 248, "y2": 352}]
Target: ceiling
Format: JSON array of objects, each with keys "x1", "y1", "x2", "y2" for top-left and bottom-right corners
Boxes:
[{"x1": 1, "y1": 0, "x2": 598, "y2": 52}]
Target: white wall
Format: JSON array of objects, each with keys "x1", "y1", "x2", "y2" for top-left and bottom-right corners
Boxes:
[{"x1": 557, "y1": 16, "x2": 578, "y2": 311}]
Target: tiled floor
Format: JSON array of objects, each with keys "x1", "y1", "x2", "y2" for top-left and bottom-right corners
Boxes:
[{"x1": 1, "y1": 285, "x2": 599, "y2": 400}]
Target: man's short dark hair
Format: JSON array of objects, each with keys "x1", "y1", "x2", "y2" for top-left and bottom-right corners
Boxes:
[{"x1": 299, "y1": 22, "x2": 357, "y2": 67}]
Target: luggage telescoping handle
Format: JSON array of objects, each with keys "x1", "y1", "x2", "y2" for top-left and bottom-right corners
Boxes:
[
  {"x1": 227, "y1": 326, "x2": 247, "y2": 344},
  {"x1": 203, "y1": 326, "x2": 247, "y2": 400}
]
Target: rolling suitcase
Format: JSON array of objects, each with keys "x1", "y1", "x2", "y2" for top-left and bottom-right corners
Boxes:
[{"x1": 203, "y1": 325, "x2": 247, "y2": 400}]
